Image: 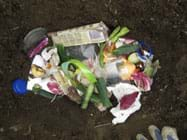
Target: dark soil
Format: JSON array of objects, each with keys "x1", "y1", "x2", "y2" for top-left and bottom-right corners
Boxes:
[{"x1": 0, "y1": 0, "x2": 186, "y2": 140}]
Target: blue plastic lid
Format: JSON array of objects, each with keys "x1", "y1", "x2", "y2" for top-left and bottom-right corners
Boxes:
[
  {"x1": 12, "y1": 79, "x2": 28, "y2": 95},
  {"x1": 137, "y1": 41, "x2": 153, "y2": 61}
]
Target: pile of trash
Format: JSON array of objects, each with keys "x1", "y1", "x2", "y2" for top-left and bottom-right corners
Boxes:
[{"x1": 12, "y1": 22, "x2": 160, "y2": 124}]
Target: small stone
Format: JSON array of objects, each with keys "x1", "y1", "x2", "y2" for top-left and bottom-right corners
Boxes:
[
  {"x1": 9, "y1": 124, "x2": 22, "y2": 132},
  {"x1": 160, "y1": 88, "x2": 163, "y2": 92},
  {"x1": 114, "y1": 19, "x2": 118, "y2": 25},
  {"x1": 0, "y1": 128, "x2": 4, "y2": 132},
  {"x1": 142, "y1": 96, "x2": 147, "y2": 102},
  {"x1": 150, "y1": 17, "x2": 155, "y2": 21},
  {"x1": 104, "y1": 3, "x2": 109, "y2": 7},
  {"x1": 142, "y1": 114, "x2": 147, "y2": 119},
  {"x1": 164, "y1": 85, "x2": 168, "y2": 89},
  {"x1": 173, "y1": 25, "x2": 177, "y2": 28},
  {"x1": 114, "y1": 9, "x2": 118, "y2": 15},
  {"x1": 182, "y1": 31, "x2": 187, "y2": 35},
  {"x1": 90, "y1": 113, "x2": 94, "y2": 117}
]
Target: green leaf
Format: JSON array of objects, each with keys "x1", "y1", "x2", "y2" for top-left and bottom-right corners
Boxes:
[
  {"x1": 61, "y1": 59, "x2": 97, "y2": 84},
  {"x1": 99, "y1": 26, "x2": 129, "y2": 67},
  {"x1": 113, "y1": 44, "x2": 139, "y2": 56},
  {"x1": 96, "y1": 78, "x2": 112, "y2": 108},
  {"x1": 109, "y1": 26, "x2": 121, "y2": 40},
  {"x1": 32, "y1": 86, "x2": 62, "y2": 99},
  {"x1": 81, "y1": 84, "x2": 95, "y2": 109},
  {"x1": 110, "y1": 27, "x2": 129, "y2": 43},
  {"x1": 74, "y1": 82, "x2": 102, "y2": 104},
  {"x1": 55, "y1": 44, "x2": 69, "y2": 63},
  {"x1": 144, "y1": 60, "x2": 160, "y2": 77},
  {"x1": 99, "y1": 43, "x2": 105, "y2": 67},
  {"x1": 128, "y1": 53, "x2": 140, "y2": 64},
  {"x1": 144, "y1": 65, "x2": 154, "y2": 77},
  {"x1": 90, "y1": 94, "x2": 102, "y2": 104}
]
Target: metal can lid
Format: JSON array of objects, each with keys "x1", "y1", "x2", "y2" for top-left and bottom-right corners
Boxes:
[
  {"x1": 12, "y1": 79, "x2": 28, "y2": 95},
  {"x1": 23, "y1": 27, "x2": 47, "y2": 52}
]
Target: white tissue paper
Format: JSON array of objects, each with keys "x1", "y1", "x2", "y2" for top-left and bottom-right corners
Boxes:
[{"x1": 107, "y1": 83, "x2": 142, "y2": 125}]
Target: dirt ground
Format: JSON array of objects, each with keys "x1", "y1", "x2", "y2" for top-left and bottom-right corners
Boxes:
[{"x1": 0, "y1": 0, "x2": 186, "y2": 140}]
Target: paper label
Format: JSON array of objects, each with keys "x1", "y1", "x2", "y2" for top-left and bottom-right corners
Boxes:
[{"x1": 49, "y1": 22, "x2": 108, "y2": 47}]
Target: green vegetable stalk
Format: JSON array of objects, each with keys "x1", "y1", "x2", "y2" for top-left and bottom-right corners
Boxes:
[
  {"x1": 99, "y1": 26, "x2": 130, "y2": 67},
  {"x1": 113, "y1": 44, "x2": 140, "y2": 56},
  {"x1": 61, "y1": 59, "x2": 97, "y2": 109},
  {"x1": 90, "y1": 94, "x2": 101, "y2": 104},
  {"x1": 56, "y1": 44, "x2": 69, "y2": 63},
  {"x1": 96, "y1": 78, "x2": 112, "y2": 108},
  {"x1": 109, "y1": 26, "x2": 121, "y2": 40},
  {"x1": 81, "y1": 84, "x2": 95, "y2": 109},
  {"x1": 110, "y1": 27, "x2": 129, "y2": 43},
  {"x1": 99, "y1": 26, "x2": 121, "y2": 67},
  {"x1": 99, "y1": 43, "x2": 105, "y2": 67},
  {"x1": 61, "y1": 59, "x2": 97, "y2": 84},
  {"x1": 75, "y1": 82, "x2": 102, "y2": 104},
  {"x1": 144, "y1": 60, "x2": 160, "y2": 77},
  {"x1": 32, "y1": 86, "x2": 62, "y2": 99}
]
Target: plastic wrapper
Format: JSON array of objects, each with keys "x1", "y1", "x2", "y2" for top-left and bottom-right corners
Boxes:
[
  {"x1": 107, "y1": 83, "x2": 142, "y2": 125},
  {"x1": 49, "y1": 22, "x2": 108, "y2": 47},
  {"x1": 64, "y1": 44, "x2": 99, "y2": 60}
]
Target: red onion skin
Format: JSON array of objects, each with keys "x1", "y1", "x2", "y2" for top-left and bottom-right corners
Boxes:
[
  {"x1": 28, "y1": 37, "x2": 48, "y2": 58},
  {"x1": 47, "y1": 82, "x2": 63, "y2": 95},
  {"x1": 120, "y1": 92, "x2": 138, "y2": 110},
  {"x1": 132, "y1": 72, "x2": 152, "y2": 91}
]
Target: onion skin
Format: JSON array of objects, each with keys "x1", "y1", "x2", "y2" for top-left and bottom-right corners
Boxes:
[
  {"x1": 120, "y1": 92, "x2": 138, "y2": 110},
  {"x1": 131, "y1": 72, "x2": 152, "y2": 91}
]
